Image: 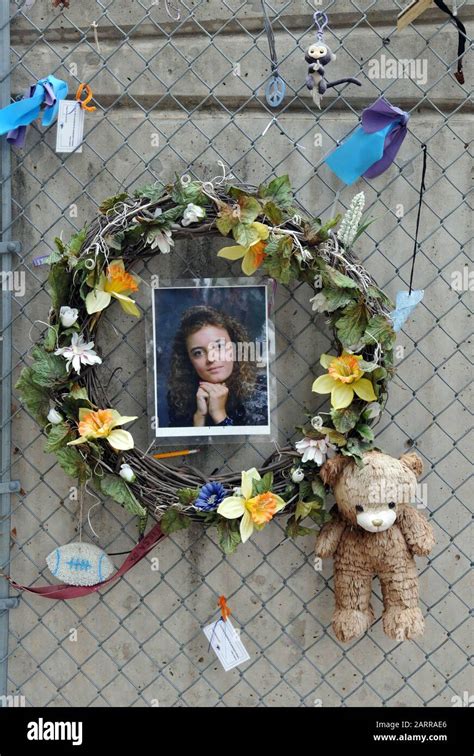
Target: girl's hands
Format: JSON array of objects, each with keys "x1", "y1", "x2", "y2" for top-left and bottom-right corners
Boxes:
[
  {"x1": 193, "y1": 385, "x2": 209, "y2": 427},
  {"x1": 193, "y1": 382, "x2": 229, "y2": 426}
]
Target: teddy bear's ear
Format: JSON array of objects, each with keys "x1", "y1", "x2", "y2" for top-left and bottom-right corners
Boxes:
[
  {"x1": 399, "y1": 452, "x2": 423, "y2": 478},
  {"x1": 320, "y1": 455, "x2": 351, "y2": 487}
]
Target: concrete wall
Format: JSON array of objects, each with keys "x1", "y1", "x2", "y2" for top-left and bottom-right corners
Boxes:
[{"x1": 5, "y1": 0, "x2": 472, "y2": 706}]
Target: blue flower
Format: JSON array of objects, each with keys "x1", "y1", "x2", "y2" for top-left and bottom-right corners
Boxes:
[{"x1": 194, "y1": 482, "x2": 227, "y2": 512}]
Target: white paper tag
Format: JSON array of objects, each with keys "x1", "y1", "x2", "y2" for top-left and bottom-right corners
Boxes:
[
  {"x1": 203, "y1": 619, "x2": 250, "y2": 671},
  {"x1": 55, "y1": 100, "x2": 84, "y2": 153}
]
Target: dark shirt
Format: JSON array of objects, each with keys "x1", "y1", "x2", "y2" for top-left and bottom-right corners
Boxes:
[{"x1": 168, "y1": 372, "x2": 269, "y2": 428}]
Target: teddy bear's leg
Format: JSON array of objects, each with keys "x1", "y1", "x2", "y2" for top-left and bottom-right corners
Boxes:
[
  {"x1": 379, "y1": 562, "x2": 425, "y2": 641},
  {"x1": 332, "y1": 569, "x2": 375, "y2": 643}
]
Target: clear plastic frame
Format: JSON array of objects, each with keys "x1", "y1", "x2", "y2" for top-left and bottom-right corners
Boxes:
[{"x1": 145, "y1": 277, "x2": 277, "y2": 447}]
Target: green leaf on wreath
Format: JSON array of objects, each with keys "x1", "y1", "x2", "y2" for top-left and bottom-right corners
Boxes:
[
  {"x1": 177, "y1": 487, "x2": 199, "y2": 505},
  {"x1": 356, "y1": 423, "x2": 375, "y2": 442},
  {"x1": 342, "y1": 437, "x2": 374, "y2": 464},
  {"x1": 251, "y1": 471, "x2": 274, "y2": 496},
  {"x1": 15, "y1": 367, "x2": 50, "y2": 425},
  {"x1": 29, "y1": 346, "x2": 67, "y2": 387},
  {"x1": 258, "y1": 175, "x2": 293, "y2": 210},
  {"x1": 171, "y1": 179, "x2": 206, "y2": 206},
  {"x1": 43, "y1": 325, "x2": 59, "y2": 353},
  {"x1": 285, "y1": 515, "x2": 313, "y2": 538},
  {"x1": 295, "y1": 499, "x2": 320, "y2": 520},
  {"x1": 363, "y1": 315, "x2": 396, "y2": 347},
  {"x1": 48, "y1": 260, "x2": 70, "y2": 314},
  {"x1": 98, "y1": 474, "x2": 146, "y2": 518},
  {"x1": 331, "y1": 406, "x2": 361, "y2": 433},
  {"x1": 322, "y1": 286, "x2": 355, "y2": 312},
  {"x1": 160, "y1": 507, "x2": 190, "y2": 535},
  {"x1": 56, "y1": 447, "x2": 92, "y2": 483},
  {"x1": 99, "y1": 193, "x2": 129, "y2": 214},
  {"x1": 44, "y1": 422, "x2": 74, "y2": 452},
  {"x1": 238, "y1": 196, "x2": 262, "y2": 224},
  {"x1": 232, "y1": 222, "x2": 260, "y2": 248},
  {"x1": 262, "y1": 201, "x2": 283, "y2": 225},
  {"x1": 324, "y1": 266, "x2": 359, "y2": 290},
  {"x1": 69, "y1": 385, "x2": 90, "y2": 401},
  {"x1": 216, "y1": 518, "x2": 241, "y2": 555},
  {"x1": 134, "y1": 183, "x2": 165, "y2": 202},
  {"x1": 336, "y1": 301, "x2": 370, "y2": 347},
  {"x1": 68, "y1": 228, "x2": 88, "y2": 257},
  {"x1": 310, "y1": 476, "x2": 326, "y2": 502}
]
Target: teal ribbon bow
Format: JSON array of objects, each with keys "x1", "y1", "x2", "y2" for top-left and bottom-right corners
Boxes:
[{"x1": 0, "y1": 75, "x2": 68, "y2": 147}]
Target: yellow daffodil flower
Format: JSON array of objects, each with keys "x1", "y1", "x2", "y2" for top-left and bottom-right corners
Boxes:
[
  {"x1": 68, "y1": 408, "x2": 137, "y2": 451},
  {"x1": 217, "y1": 222, "x2": 269, "y2": 276},
  {"x1": 312, "y1": 352, "x2": 377, "y2": 410},
  {"x1": 217, "y1": 468, "x2": 286, "y2": 542},
  {"x1": 85, "y1": 259, "x2": 140, "y2": 317}
]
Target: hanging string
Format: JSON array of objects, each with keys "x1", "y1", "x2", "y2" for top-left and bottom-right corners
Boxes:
[
  {"x1": 313, "y1": 11, "x2": 329, "y2": 40},
  {"x1": 408, "y1": 144, "x2": 427, "y2": 295},
  {"x1": 78, "y1": 483, "x2": 84, "y2": 542},
  {"x1": 260, "y1": 0, "x2": 286, "y2": 107},
  {"x1": 433, "y1": 0, "x2": 467, "y2": 84},
  {"x1": 261, "y1": 0, "x2": 278, "y2": 74}
]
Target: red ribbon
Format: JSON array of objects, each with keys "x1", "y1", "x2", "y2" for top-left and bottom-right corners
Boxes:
[{"x1": 3, "y1": 523, "x2": 165, "y2": 600}]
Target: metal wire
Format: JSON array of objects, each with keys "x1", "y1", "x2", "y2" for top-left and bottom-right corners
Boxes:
[{"x1": 0, "y1": 0, "x2": 472, "y2": 707}]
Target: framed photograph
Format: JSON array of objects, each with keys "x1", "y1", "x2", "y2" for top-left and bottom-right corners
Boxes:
[{"x1": 149, "y1": 278, "x2": 273, "y2": 440}]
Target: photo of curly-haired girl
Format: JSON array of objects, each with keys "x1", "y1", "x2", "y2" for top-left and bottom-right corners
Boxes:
[{"x1": 152, "y1": 282, "x2": 271, "y2": 438}]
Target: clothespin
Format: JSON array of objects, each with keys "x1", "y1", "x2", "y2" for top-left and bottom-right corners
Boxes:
[
  {"x1": 218, "y1": 595, "x2": 231, "y2": 621},
  {"x1": 75, "y1": 83, "x2": 96, "y2": 112},
  {"x1": 397, "y1": 0, "x2": 433, "y2": 31}
]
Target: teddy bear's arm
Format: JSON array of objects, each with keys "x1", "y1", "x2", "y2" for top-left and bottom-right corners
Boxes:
[
  {"x1": 397, "y1": 505, "x2": 435, "y2": 556},
  {"x1": 315, "y1": 515, "x2": 346, "y2": 558}
]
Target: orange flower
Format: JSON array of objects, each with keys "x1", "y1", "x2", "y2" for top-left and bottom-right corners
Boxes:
[
  {"x1": 68, "y1": 408, "x2": 137, "y2": 450},
  {"x1": 246, "y1": 491, "x2": 279, "y2": 525},
  {"x1": 78, "y1": 409, "x2": 115, "y2": 438},
  {"x1": 328, "y1": 353, "x2": 363, "y2": 384},
  {"x1": 85, "y1": 258, "x2": 140, "y2": 317},
  {"x1": 106, "y1": 261, "x2": 139, "y2": 295},
  {"x1": 312, "y1": 351, "x2": 377, "y2": 409},
  {"x1": 217, "y1": 222, "x2": 270, "y2": 275}
]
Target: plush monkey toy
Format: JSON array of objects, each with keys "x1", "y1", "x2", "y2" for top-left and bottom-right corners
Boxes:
[
  {"x1": 305, "y1": 13, "x2": 362, "y2": 108},
  {"x1": 315, "y1": 451, "x2": 435, "y2": 643}
]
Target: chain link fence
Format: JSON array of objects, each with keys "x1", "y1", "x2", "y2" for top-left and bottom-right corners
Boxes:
[{"x1": 0, "y1": 0, "x2": 472, "y2": 707}]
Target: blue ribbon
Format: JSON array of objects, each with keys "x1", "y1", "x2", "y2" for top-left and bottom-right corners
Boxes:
[
  {"x1": 324, "y1": 98, "x2": 409, "y2": 185},
  {"x1": 0, "y1": 75, "x2": 68, "y2": 147}
]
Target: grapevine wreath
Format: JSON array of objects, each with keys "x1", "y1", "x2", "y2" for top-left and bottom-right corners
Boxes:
[{"x1": 17, "y1": 174, "x2": 397, "y2": 555}]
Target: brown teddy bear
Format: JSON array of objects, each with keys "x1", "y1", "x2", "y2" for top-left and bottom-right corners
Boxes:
[{"x1": 315, "y1": 450, "x2": 435, "y2": 643}]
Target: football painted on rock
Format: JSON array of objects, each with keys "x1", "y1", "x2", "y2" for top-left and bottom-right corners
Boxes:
[{"x1": 46, "y1": 542, "x2": 114, "y2": 586}]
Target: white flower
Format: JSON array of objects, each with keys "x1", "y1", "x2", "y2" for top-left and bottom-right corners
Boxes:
[
  {"x1": 291, "y1": 467, "x2": 305, "y2": 483},
  {"x1": 146, "y1": 228, "x2": 174, "y2": 254},
  {"x1": 295, "y1": 436, "x2": 336, "y2": 466},
  {"x1": 119, "y1": 463, "x2": 136, "y2": 483},
  {"x1": 47, "y1": 408, "x2": 63, "y2": 425},
  {"x1": 310, "y1": 292, "x2": 328, "y2": 313},
  {"x1": 337, "y1": 191, "x2": 365, "y2": 249},
  {"x1": 181, "y1": 203, "x2": 205, "y2": 227},
  {"x1": 311, "y1": 415, "x2": 324, "y2": 430},
  {"x1": 55, "y1": 333, "x2": 102, "y2": 374},
  {"x1": 59, "y1": 306, "x2": 79, "y2": 328}
]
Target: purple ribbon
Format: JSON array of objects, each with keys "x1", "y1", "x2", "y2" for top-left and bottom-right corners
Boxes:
[
  {"x1": 7, "y1": 81, "x2": 57, "y2": 148},
  {"x1": 361, "y1": 98, "x2": 409, "y2": 179}
]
